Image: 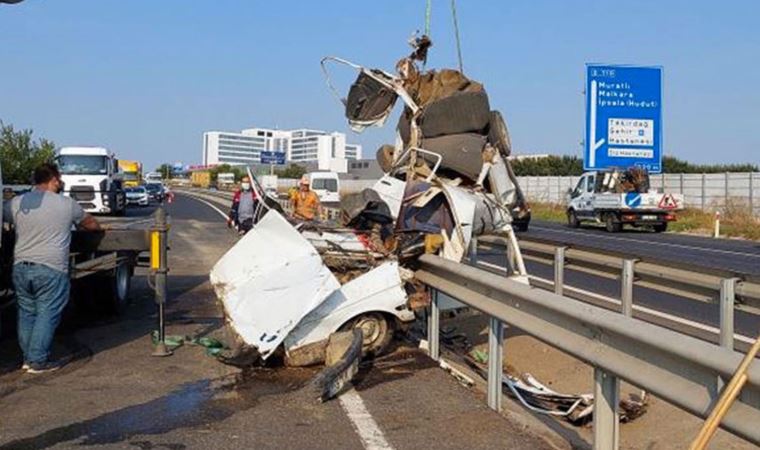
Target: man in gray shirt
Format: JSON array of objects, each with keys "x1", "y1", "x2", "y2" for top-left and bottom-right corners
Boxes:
[
  {"x1": 3, "y1": 163, "x2": 101, "y2": 373},
  {"x1": 227, "y1": 176, "x2": 258, "y2": 235}
]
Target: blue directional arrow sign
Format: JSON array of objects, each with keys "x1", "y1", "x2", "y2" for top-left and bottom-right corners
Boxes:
[
  {"x1": 260, "y1": 151, "x2": 286, "y2": 165},
  {"x1": 585, "y1": 64, "x2": 663, "y2": 173}
]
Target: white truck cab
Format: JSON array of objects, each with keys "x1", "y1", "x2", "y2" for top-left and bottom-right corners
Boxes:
[
  {"x1": 567, "y1": 169, "x2": 684, "y2": 232},
  {"x1": 58, "y1": 147, "x2": 126, "y2": 215},
  {"x1": 308, "y1": 171, "x2": 340, "y2": 203}
]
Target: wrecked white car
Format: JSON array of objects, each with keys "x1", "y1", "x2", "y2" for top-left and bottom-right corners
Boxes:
[{"x1": 211, "y1": 40, "x2": 529, "y2": 368}]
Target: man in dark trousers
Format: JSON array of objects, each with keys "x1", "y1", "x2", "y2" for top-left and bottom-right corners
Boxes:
[
  {"x1": 3, "y1": 163, "x2": 102, "y2": 373},
  {"x1": 227, "y1": 176, "x2": 258, "y2": 235}
]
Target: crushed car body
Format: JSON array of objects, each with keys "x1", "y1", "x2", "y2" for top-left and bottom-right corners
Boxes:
[{"x1": 211, "y1": 39, "x2": 529, "y2": 367}]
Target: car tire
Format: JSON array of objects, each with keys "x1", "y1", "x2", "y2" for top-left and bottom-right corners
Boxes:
[
  {"x1": 340, "y1": 312, "x2": 393, "y2": 357},
  {"x1": 653, "y1": 222, "x2": 668, "y2": 233},
  {"x1": 419, "y1": 133, "x2": 488, "y2": 180},
  {"x1": 567, "y1": 209, "x2": 580, "y2": 228},
  {"x1": 605, "y1": 213, "x2": 622, "y2": 233},
  {"x1": 418, "y1": 91, "x2": 491, "y2": 139},
  {"x1": 398, "y1": 91, "x2": 491, "y2": 145}
]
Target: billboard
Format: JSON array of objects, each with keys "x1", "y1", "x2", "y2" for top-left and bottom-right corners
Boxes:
[{"x1": 585, "y1": 65, "x2": 663, "y2": 173}]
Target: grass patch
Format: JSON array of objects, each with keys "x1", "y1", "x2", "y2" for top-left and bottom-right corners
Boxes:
[
  {"x1": 529, "y1": 200, "x2": 760, "y2": 241},
  {"x1": 529, "y1": 202, "x2": 567, "y2": 223}
]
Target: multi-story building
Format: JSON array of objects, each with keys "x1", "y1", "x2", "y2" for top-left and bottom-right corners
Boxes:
[{"x1": 203, "y1": 127, "x2": 362, "y2": 173}]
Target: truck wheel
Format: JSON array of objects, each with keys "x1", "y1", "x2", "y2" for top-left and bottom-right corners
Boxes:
[
  {"x1": 340, "y1": 312, "x2": 393, "y2": 357},
  {"x1": 92, "y1": 261, "x2": 132, "y2": 314},
  {"x1": 605, "y1": 213, "x2": 622, "y2": 233},
  {"x1": 653, "y1": 222, "x2": 668, "y2": 233},
  {"x1": 567, "y1": 210, "x2": 580, "y2": 228}
]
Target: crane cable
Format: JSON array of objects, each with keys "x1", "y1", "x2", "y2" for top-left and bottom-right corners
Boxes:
[
  {"x1": 450, "y1": 0, "x2": 464, "y2": 74},
  {"x1": 425, "y1": 0, "x2": 432, "y2": 37}
]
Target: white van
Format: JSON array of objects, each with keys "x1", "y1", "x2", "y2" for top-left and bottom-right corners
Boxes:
[{"x1": 308, "y1": 172, "x2": 340, "y2": 203}]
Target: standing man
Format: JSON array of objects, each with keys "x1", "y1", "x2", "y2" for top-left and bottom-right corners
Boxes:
[
  {"x1": 4, "y1": 163, "x2": 102, "y2": 373},
  {"x1": 291, "y1": 175, "x2": 322, "y2": 221},
  {"x1": 228, "y1": 176, "x2": 258, "y2": 234}
]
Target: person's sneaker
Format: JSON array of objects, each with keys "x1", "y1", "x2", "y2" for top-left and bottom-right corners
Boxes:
[
  {"x1": 26, "y1": 361, "x2": 63, "y2": 374},
  {"x1": 21, "y1": 362, "x2": 30, "y2": 371}
]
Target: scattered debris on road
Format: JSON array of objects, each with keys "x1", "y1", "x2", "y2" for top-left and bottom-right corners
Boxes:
[{"x1": 446, "y1": 328, "x2": 650, "y2": 425}]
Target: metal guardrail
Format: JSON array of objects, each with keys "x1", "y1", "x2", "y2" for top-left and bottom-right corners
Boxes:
[
  {"x1": 416, "y1": 254, "x2": 760, "y2": 448},
  {"x1": 476, "y1": 235, "x2": 760, "y2": 353}
]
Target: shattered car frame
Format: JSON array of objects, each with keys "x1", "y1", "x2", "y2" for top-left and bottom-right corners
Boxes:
[{"x1": 210, "y1": 51, "x2": 529, "y2": 368}]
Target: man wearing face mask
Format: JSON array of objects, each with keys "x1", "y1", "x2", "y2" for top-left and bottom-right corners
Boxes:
[
  {"x1": 3, "y1": 163, "x2": 102, "y2": 373},
  {"x1": 228, "y1": 176, "x2": 258, "y2": 234}
]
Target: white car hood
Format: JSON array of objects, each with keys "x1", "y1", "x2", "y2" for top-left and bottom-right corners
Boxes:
[{"x1": 210, "y1": 211, "x2": 340, "y2": 358}]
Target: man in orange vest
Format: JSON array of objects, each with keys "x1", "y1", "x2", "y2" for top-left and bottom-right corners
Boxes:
[{"x1": 291, "y1": 175, "x2": 322, "y2": 221}]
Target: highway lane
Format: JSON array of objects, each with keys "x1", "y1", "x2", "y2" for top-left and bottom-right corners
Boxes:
[{"x1": 522, "y1": 220, "x2": 760, "y2": 279}]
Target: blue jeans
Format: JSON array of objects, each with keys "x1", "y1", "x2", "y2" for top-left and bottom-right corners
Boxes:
[{"x1": 13, "y1": 262, "x2": 71, "y2": 365}]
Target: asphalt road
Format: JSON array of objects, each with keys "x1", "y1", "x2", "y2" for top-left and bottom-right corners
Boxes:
[
  {"x1": 522, "y1": 220, "x2": 760, "y2": 279},
  {"x1": 0, "y1": 194, "x2": 552, "y2": 450}
]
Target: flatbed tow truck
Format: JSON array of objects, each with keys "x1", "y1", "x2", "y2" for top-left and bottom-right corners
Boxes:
[{"x1": 0, "y1": 164, "x2": 153, "y2": 334}]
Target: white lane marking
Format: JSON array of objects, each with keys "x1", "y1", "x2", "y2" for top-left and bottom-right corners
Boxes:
[
  {"x1": 531, "y1": 225, "x2": 760, "y2": 260},
  {"x1": 339, "y1": 389, "x2": 394, "y2": 450},
  {"x1": 179, "y1": 193, "x2": 229, "y2": 221}
]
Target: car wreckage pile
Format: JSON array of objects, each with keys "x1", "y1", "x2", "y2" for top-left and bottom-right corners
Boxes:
[
  {"x1": 211, "y1": 41, "x2": 528, "y2": 368},
  {"x1": 209, "y1": 40, "x2": 646, "y2": 421}
]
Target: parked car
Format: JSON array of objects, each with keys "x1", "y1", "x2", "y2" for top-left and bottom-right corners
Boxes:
[
  {"x1": 308, "y1": 172, "x2": 340, "y2": 203},
  {"x1": 125, "y1": 186, "x2": 149, "y2": 207},
  {"x1": 144, "y1": 183, "x2": 165, "y2": 203}
]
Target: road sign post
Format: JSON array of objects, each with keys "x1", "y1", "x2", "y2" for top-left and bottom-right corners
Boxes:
[{"x1": 585, "y1": 65, "x2": 663, "y2": 173}]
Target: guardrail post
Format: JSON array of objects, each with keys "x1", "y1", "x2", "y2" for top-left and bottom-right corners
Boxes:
[
  {"x1": 487, "y1": 317, "x2": 504, "y2": 412},
  {"x1": 469, "y1": 237, "x2": 479, "y2": 266},
  {"x1": 725, "y1": 171, "x2": 730, "y2": 208},
  {"x1": 621, "y1": 259, "x2": 636, "y2": 317},
  {"x1": 151, "y1": 206, "x2": 172, "y2": 357},
  {"x1": 701, "y1": 173, "x2": 706, "y2": 211},
  {"x1": 720, "y1": 278, "x2": 738, "y2": 350},
  {"x1": 750, "y1": 172, "x2": 754, "y2": 215},
  {"x1": 593, "y1": 368, "x2": 620, "y2": 450},
  {"x1": 427, "y1": 289, "x2": 440, "y2": 361},
  {"x1": 554, "y1": 247, "x2": 566, "y2": 295}
]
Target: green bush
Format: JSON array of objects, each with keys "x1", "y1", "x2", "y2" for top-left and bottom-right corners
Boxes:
[{"x1": 0, "y1": 121, "x2": 56, "y2": 184}]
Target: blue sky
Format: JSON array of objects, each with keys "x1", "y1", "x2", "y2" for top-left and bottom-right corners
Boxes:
[{"x1": 1, "y1": 0, "x2": 758, "y2": 170}]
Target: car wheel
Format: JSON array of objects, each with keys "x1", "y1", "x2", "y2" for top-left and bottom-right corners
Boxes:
[
  {"x1": 567, "y1": 210, "x2": 580, "y2": 228},
  {"x1": 653, "y1": 222, "x2": 668, "y2": 233},
  {"x1": 340, "y1": 312, "x2": 393, "y2": 357}
]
